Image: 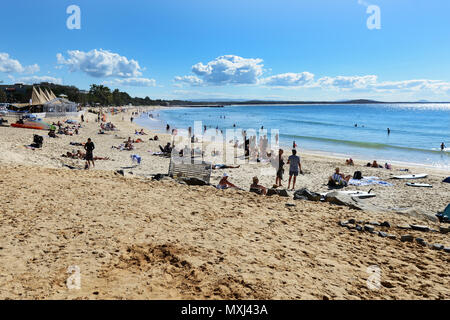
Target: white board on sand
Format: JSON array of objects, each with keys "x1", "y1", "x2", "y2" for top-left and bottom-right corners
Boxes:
[
  {"x1": 406, "y1": 182, "x2": 433, "y2": 188},
  {"x1": 322, "y1": 190, "x2": 376, "y2": 199},
  {"x1": 392, "y1": 174, "x2": 428, "y2": 179}
]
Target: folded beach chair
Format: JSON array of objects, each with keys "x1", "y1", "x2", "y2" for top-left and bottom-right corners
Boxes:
[{"x1": 168, "y1": 156, "x2": 212, "y2": 184}]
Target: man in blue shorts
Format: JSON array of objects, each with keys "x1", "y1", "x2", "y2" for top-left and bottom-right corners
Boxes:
[{"x1": 287, "y1": 149, "x2": 303, "y2": 190}]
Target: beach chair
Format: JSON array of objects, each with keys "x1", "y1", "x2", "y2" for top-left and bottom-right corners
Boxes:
[{"x1": 168, "y1": 157, "x2": 212, "y2": 184}]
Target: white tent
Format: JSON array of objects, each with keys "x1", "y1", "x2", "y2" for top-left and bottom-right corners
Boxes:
[{"x1": 31, "y1": 86, "x2": 47, "y2": 105}]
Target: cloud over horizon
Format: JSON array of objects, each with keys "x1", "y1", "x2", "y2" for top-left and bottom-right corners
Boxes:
[
  {"x1": 180, "y1": 55, "x2": 264, "y2": 85},
  {"x1": 0, "y1": 52, "x2": 40, "y2": 74},
  {"x1": 104, "y1": 77, "x2": 156, "y2": 87},
  {"x1": 57, "y1": 49, "x2": 144, "y2": 78}
]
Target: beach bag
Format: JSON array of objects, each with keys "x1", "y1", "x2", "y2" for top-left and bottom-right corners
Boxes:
[
  {"x1": 294, "y1": 188, "x2": 321, "y2": 201},
  {"x1": 32, "y1": 135, "x2": 43, "y2": 148},
  {"x1": 353, "y1": 171, "x2": 362, "y2": 180},
  {"x1": 436, "y1": 204, "x2": 450, "y2": 223}
]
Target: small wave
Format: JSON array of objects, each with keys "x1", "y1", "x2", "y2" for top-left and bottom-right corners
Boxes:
[{"x1": 280, "y1": 133, "x2": 450, "y2": 155}]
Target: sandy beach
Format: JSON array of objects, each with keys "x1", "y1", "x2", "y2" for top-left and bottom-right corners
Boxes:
[{"x1": 0, "y1": 108, "x2": 449, "y2": 299}]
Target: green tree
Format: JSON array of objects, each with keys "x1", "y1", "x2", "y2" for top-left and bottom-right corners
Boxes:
[
  {"x1": 0, "y1": 89, "x2": 7, "y2": 103},
  {"x1": 88, "y1": 84, "x2": 113, "y2": 106}
]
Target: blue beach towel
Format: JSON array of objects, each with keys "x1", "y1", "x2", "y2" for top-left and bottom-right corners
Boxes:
[{"x1": 349, "y1": 176, "x2": 393, "y2": 187}]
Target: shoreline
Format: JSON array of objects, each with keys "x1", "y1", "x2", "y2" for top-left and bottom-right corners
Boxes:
[{"x1": 136, "y1": 107, "x2": 450, "y2": 174}]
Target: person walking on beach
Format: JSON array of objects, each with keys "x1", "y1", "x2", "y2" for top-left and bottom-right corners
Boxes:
[
  {"x1": 81, "y1": 114, "x2": 84, "y2": 123},
  {"x1": 275, "y1": 149, "x2": 285, "y2": 187},
  {"x1": 84, "y1": 138, "x2": 95, "y2": 169},
  {"x1": 293, "y1": 140, "x2": 297, "y2": 149},
  {"x1": 441, "y1": 142, "x2": 446, "y2": 151},
  {"x1": 130, "y1": 116, "x2": 134, "y2": 123},
  {"x1": 287, "y1": 149, "x2": 302, "y2": 191}
]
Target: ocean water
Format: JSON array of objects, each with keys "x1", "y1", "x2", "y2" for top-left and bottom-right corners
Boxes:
[{"x1": 136, "y1": 104, "x2": 450, "y2": 169}]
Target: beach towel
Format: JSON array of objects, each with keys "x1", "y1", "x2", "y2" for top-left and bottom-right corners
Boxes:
[
  {"x1": 131, "y1": 154, "x2": 142, "y2": 164},
  {"x1": 349, "y1": 176, "x2": 393, "y2": 187}
]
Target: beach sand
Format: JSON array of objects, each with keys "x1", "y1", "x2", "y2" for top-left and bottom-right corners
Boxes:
[{"x1": 0, "y1": 108, "x2": 449, "y2": 299}]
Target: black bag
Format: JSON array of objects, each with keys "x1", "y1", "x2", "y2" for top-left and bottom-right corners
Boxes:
[
  {"x1": 31, "y1": 134, "x2": 43, "y2": 148},
  {"x1": 353, "y1": 171, "x2": 362, "y2": 180}
]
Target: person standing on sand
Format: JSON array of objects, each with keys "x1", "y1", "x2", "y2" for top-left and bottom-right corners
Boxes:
[
  {"x1": 130, "y1": 116, "x2": 134, "y2": 123},
  {"x1": 287, "y1": 149, "x2": 302, "y2": 191},
  {"x1": 84, "y1": 138, "x2": 95, "y2": 169},
  {"x1": 293, "y1": 140, "x2": 297, "y2": 149},
  {"x1": 81, "y1": 114, "x2": 84, "y2": 122},
  {"x1": 275, "y1": 149, "x2": 285, "y2": 187}
]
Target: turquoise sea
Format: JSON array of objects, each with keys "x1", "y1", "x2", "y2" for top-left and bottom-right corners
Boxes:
[{"x1": 136, "y1": 104, "x2": 450, "y2": 170}]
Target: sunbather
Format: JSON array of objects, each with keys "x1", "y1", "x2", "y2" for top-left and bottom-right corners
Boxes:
[
  {"x1": 212, "y1": 164, "x2": 240, "y2": 169},
  {"x1": 250, "y1": 176, "x2": 267, "y2": 195},
  {"x1": 345, "y1": 158, "x2": 354, "y2": 166},
  {"x1": 217, "y1": 173, "x2": 238, "y2": 190},
  {"x1": 329, "y1": 167, "x2": 351, "y2": 187},
  {"x1": 159, "y1": 142, "x2": 172, "y2": 154}
]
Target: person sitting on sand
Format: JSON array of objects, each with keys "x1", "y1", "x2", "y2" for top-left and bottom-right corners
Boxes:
[
  {"x1": 384, "y1": 162, "x2": 392, "y2": 170},
  {"x1": 149, "y1": 135, "x2": 159, "y2": 141},
  {"x1": 217, "y1": 173, "x2": 238, "y2": 190},
  {"x1": 371, "y1": 160, "x2": 382, "y2": 168},
  {"x1": 250, "y1": 176, "x2": 267, "y2": 195},
  {"x1": 139, "y1": 129, "x2": 147, "y2": 135},
  {"x1": 48, "y1": 129, "x2": 57, "y2": 138},
  {"x1": 329, "y1": 167, "x2": 351, "y2": 187},
  {"x1": 159, "y1": 142, "x2": 172, "y2": 154},
  {"x1": 345, "y1": 158, "x2": 354, "y2": 166}
]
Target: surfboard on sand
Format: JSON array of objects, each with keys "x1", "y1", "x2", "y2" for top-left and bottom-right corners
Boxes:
[
  {"x1": 392, "y1": 174, "x2": 428, "y2": 179},
  {"x1": 321, "y1": 190, "x2": 376, "y2": 199},
  {"x1": 406, "y1": 182, "x2": 432, "y2": 188}
]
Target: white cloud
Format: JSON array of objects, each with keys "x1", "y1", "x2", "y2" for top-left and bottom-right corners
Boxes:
[
  {"x1": 0, "y1": 52, "x2": 39, "y2": 74},
  {"x1": 260, "y1": 72, "x2": 315, "y2": 87},
  {"x1": 189, "y1": 55, "x2": 264, "y2": 85},
  {"x1": 57, "y1": 49, "x2": 143, "y2": 78},
  {"x1": 104, "y1": 77, "x2": 156, "y2": 87},
  {"x1": 15, "y1": 75, "x2": 63, "y2": 85},
  {"x1": 173, "y1": 75, "x2": 204, "y2": 86},
  {"x1": 317, "y1": 75, "x2": 378, "y2": 89},
  {"x1": 373, "y1": 79, "x2": 450, "y2": 93}
]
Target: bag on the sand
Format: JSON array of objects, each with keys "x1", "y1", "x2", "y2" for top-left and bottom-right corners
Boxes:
[
  {"x1": 436, "y1": 204, "x2": 450, "y2": 223},
  {"x1": 293, "y1": 188, "x2": 321, "y2": 201},
  {"x1": 266, "y1": 188, "x2": 289, "y2": 197},
  {"x1": 353, "y1": 171, "x2": 362, "y2": 180},
  {"x1": 31, "y1": 134, "x2": 43, "y2": 148}
]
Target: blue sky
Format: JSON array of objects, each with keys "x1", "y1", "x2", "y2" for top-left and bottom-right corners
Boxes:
[{"x1": 1, "y1": 0, "x2": 450, "y2": 101}]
